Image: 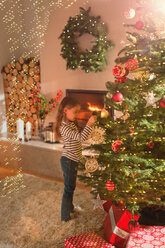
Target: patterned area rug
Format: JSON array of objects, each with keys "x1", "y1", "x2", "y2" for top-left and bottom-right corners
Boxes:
[{"x1": 0, "y1": 174, "x2": 106, "y2": 248}]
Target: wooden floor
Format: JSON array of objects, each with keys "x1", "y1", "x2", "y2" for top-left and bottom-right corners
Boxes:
[
  {"x1": 0, "y1": 166, "x2": 18, "y2": 179},
  {"x1": 0, "y1": 166, "x2": 91, "y2": 191}
]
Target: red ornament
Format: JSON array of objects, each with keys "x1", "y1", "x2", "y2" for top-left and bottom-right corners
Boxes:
[
  {"x1": 118, "y1": 200, "x2": 125, "y2": 206},
  {"x1": 113, "y1": 92, "x2": 124, "y2": 102},
  {"x1": 128, "y1": 220, "x2": 140, "y2": 232},
  {"x1": 106, "y1": 180, "x2": 115, "y2": 191},
  {"x1": 159, "y1": 98, "x2": 165, "y2": 108},
  {"x1": 135, "y1": 21, "x2": 144, "y2": 30},
  {"x1": 112, "y1": 64, "x2": 128, "y2": 78},
  {"x1": 112, "y1": 139, "x2": 122, "y2": 152},
  {"x1": 118, "y1": 76, "x2": 127, "y2": 83},
  {"x1": 125, "y1": 59, "x2": 138, "y2": 71},
  {"x1": 112, "y1": 65, "x2": 123, "y2": 77},
  {"x1": 148, "y1": 141, "x2": 154, "y2": 148}
]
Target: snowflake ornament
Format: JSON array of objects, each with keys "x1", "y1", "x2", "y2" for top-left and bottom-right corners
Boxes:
[
  {"x1": 144, "y1": 92, "x2": 160, "y2": 107},
  {"x1": 87, "y1": 126, "x2": 105, "y2": 145},
  {"x1": 85, "y1": 158, "x2": 99, "y2": 173}
]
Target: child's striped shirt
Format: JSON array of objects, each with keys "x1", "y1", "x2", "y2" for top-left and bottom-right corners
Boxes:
[{"x1": 60, "y1": 121, "x2": 93, "y2": 162}]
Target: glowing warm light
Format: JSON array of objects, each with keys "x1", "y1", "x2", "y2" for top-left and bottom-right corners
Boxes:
[
  {"x1": 152, "y1": 0, "x2": 165, "y2": 15},
  {"x1": 87, "y1": 102, "x2": 103, "y2": 112}
]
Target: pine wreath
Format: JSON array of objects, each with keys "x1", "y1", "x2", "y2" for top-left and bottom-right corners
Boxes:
[{"x1": 59, "y1": 7, "x2": 114, "y2": 73}]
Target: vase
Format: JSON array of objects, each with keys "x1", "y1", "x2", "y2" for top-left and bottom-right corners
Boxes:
[{"x1": 38, "y1": 119, "x2": 45, "y2": 139}]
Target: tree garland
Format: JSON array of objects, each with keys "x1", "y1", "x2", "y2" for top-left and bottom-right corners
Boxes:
[{"x1": 59, "y1": 7, "x2": 114, "y2": 73}]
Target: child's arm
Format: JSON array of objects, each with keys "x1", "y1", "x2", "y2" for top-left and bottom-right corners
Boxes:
[
  {"x1": 61, "y1": 115, "x2": 97, "y2": 142},
  {"x1": 86, "y1": 115, "x2": 97, "y2": 127},
  {"x1": 60, "y1": 123, "x2": 92, "y2": 141}
]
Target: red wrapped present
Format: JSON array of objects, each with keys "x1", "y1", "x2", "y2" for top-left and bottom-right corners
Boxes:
[
  {"x1": 104, "y1": 205, "x2": 139, "y2": 248},
  {"x1": 103, "y1": 198, "x2": 112, "y2": 212},
  {"x1": 65, "y1": 232, "x2": 114, "y2": 247},
  {"x1": 103, "y1": 199, "x2": 126, "y2": 213},
  {"x1": 126, "y1": 225, "x2": 165, "y2": 247}
]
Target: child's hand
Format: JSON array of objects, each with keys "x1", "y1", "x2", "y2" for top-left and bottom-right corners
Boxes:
[{"x1": 86, "y1": 115, "x2": 97, "y2": 127}]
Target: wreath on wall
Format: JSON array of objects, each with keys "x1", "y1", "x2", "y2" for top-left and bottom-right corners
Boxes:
[{"x1": 59, "y1": 7, "x2": 114, "y2": 73}]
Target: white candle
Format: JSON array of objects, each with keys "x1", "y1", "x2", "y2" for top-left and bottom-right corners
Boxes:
[
  {"x1": 26, "y1": 121, "x2": 31, "y2": 140},
  {"x1": 49, "y1": 131, "x2": 52, "y2": 142},
  {"x1": 16, "y1": 118, "x2": 24, "y2": 141},
  {"x1": 52, "y1": 132, "x2": 55, "y2": 143}
]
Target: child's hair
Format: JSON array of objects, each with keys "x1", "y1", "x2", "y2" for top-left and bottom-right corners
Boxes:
[{"x1": 55, "y1": 96, "x2": 80, "y2": 138}]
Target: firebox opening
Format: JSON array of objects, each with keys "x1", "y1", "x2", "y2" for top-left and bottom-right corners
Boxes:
[{"x1": 66, "y1": 89, "x2": 113, "y2": 127}]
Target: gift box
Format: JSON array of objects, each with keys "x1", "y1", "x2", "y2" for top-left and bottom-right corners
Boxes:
[
  {"x1": 65, "y1": 232, "x2": 114, "y2": 247},
  {"x1": 104, "y1": 205, "x2": 139, "y2": 248},
  {"x1": 126, "y1": 225, "x2": 165, "y2": 247},
  {"x1": 103, "y1": 198, "x2": 112, "y2": 212},
  {"x1": 103, "y1": 198, "x2": 126, "y2": 213}
]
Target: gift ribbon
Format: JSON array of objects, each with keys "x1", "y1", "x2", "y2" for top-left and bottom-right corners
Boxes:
[{"x1": 109, "y1": 206, "x2": 129, "y2": 239}]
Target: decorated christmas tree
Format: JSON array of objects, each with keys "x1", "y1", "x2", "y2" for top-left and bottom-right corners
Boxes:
[{"x1": 78, "y1": 1, "x2": 165, "y2": 219}]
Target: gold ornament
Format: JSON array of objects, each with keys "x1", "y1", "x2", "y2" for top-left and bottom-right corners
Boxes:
[
  {"x1": 134, "y1": 70, "x2": 143, "y2": 79},
  {"x1": 106, "y1": 92, "x2": 112, "y2": 99},
  {"x1": 101, "y1": 109, "x2": 109, "y2": 118},
  {"x1": 134, "y1": 70, "x2": 150, "y2": 80},
  {"x1": 120, "y1": 64, "x2": 127, "y2": 77},
  {"x1": 85, "y1": 158, "x2": 99, "y2": 173}
]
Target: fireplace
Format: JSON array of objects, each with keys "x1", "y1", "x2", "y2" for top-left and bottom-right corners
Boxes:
[{"x1": 66, "y1": 89, "x2": 113, "y2": 127}]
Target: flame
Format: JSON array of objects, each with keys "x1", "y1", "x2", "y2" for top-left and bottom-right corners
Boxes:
[{"x1": 87, "y1": 102, "x2": 103, "y2": 112}]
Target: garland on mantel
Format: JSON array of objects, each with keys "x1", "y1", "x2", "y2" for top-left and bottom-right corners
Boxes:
[{"x1": 59, "y1": 7, "x2": 114, "y2": 73}]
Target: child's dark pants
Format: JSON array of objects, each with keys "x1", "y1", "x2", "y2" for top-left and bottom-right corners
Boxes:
[{"x1": 60, "y1": 156, "x2": 78, "y2": 222}]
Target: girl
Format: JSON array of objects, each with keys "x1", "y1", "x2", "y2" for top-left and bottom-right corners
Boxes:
[{"x1": 55, "y1": 96, "x2": 97, "y2": 222}]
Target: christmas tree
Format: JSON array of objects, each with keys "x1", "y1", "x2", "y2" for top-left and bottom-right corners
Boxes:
[{"x1": 78, "y1": 1, "x2": 165, "y2": 217}]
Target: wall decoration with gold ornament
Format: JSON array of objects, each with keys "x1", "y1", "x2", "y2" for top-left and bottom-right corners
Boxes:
[{"x1": 59, "y1": 7, "x2": 114, "y2": 73}]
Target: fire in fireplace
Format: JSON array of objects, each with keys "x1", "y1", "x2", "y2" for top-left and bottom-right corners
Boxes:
[{"x1": 66, "y1": 89, "x2": 113, "y2": 127}]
